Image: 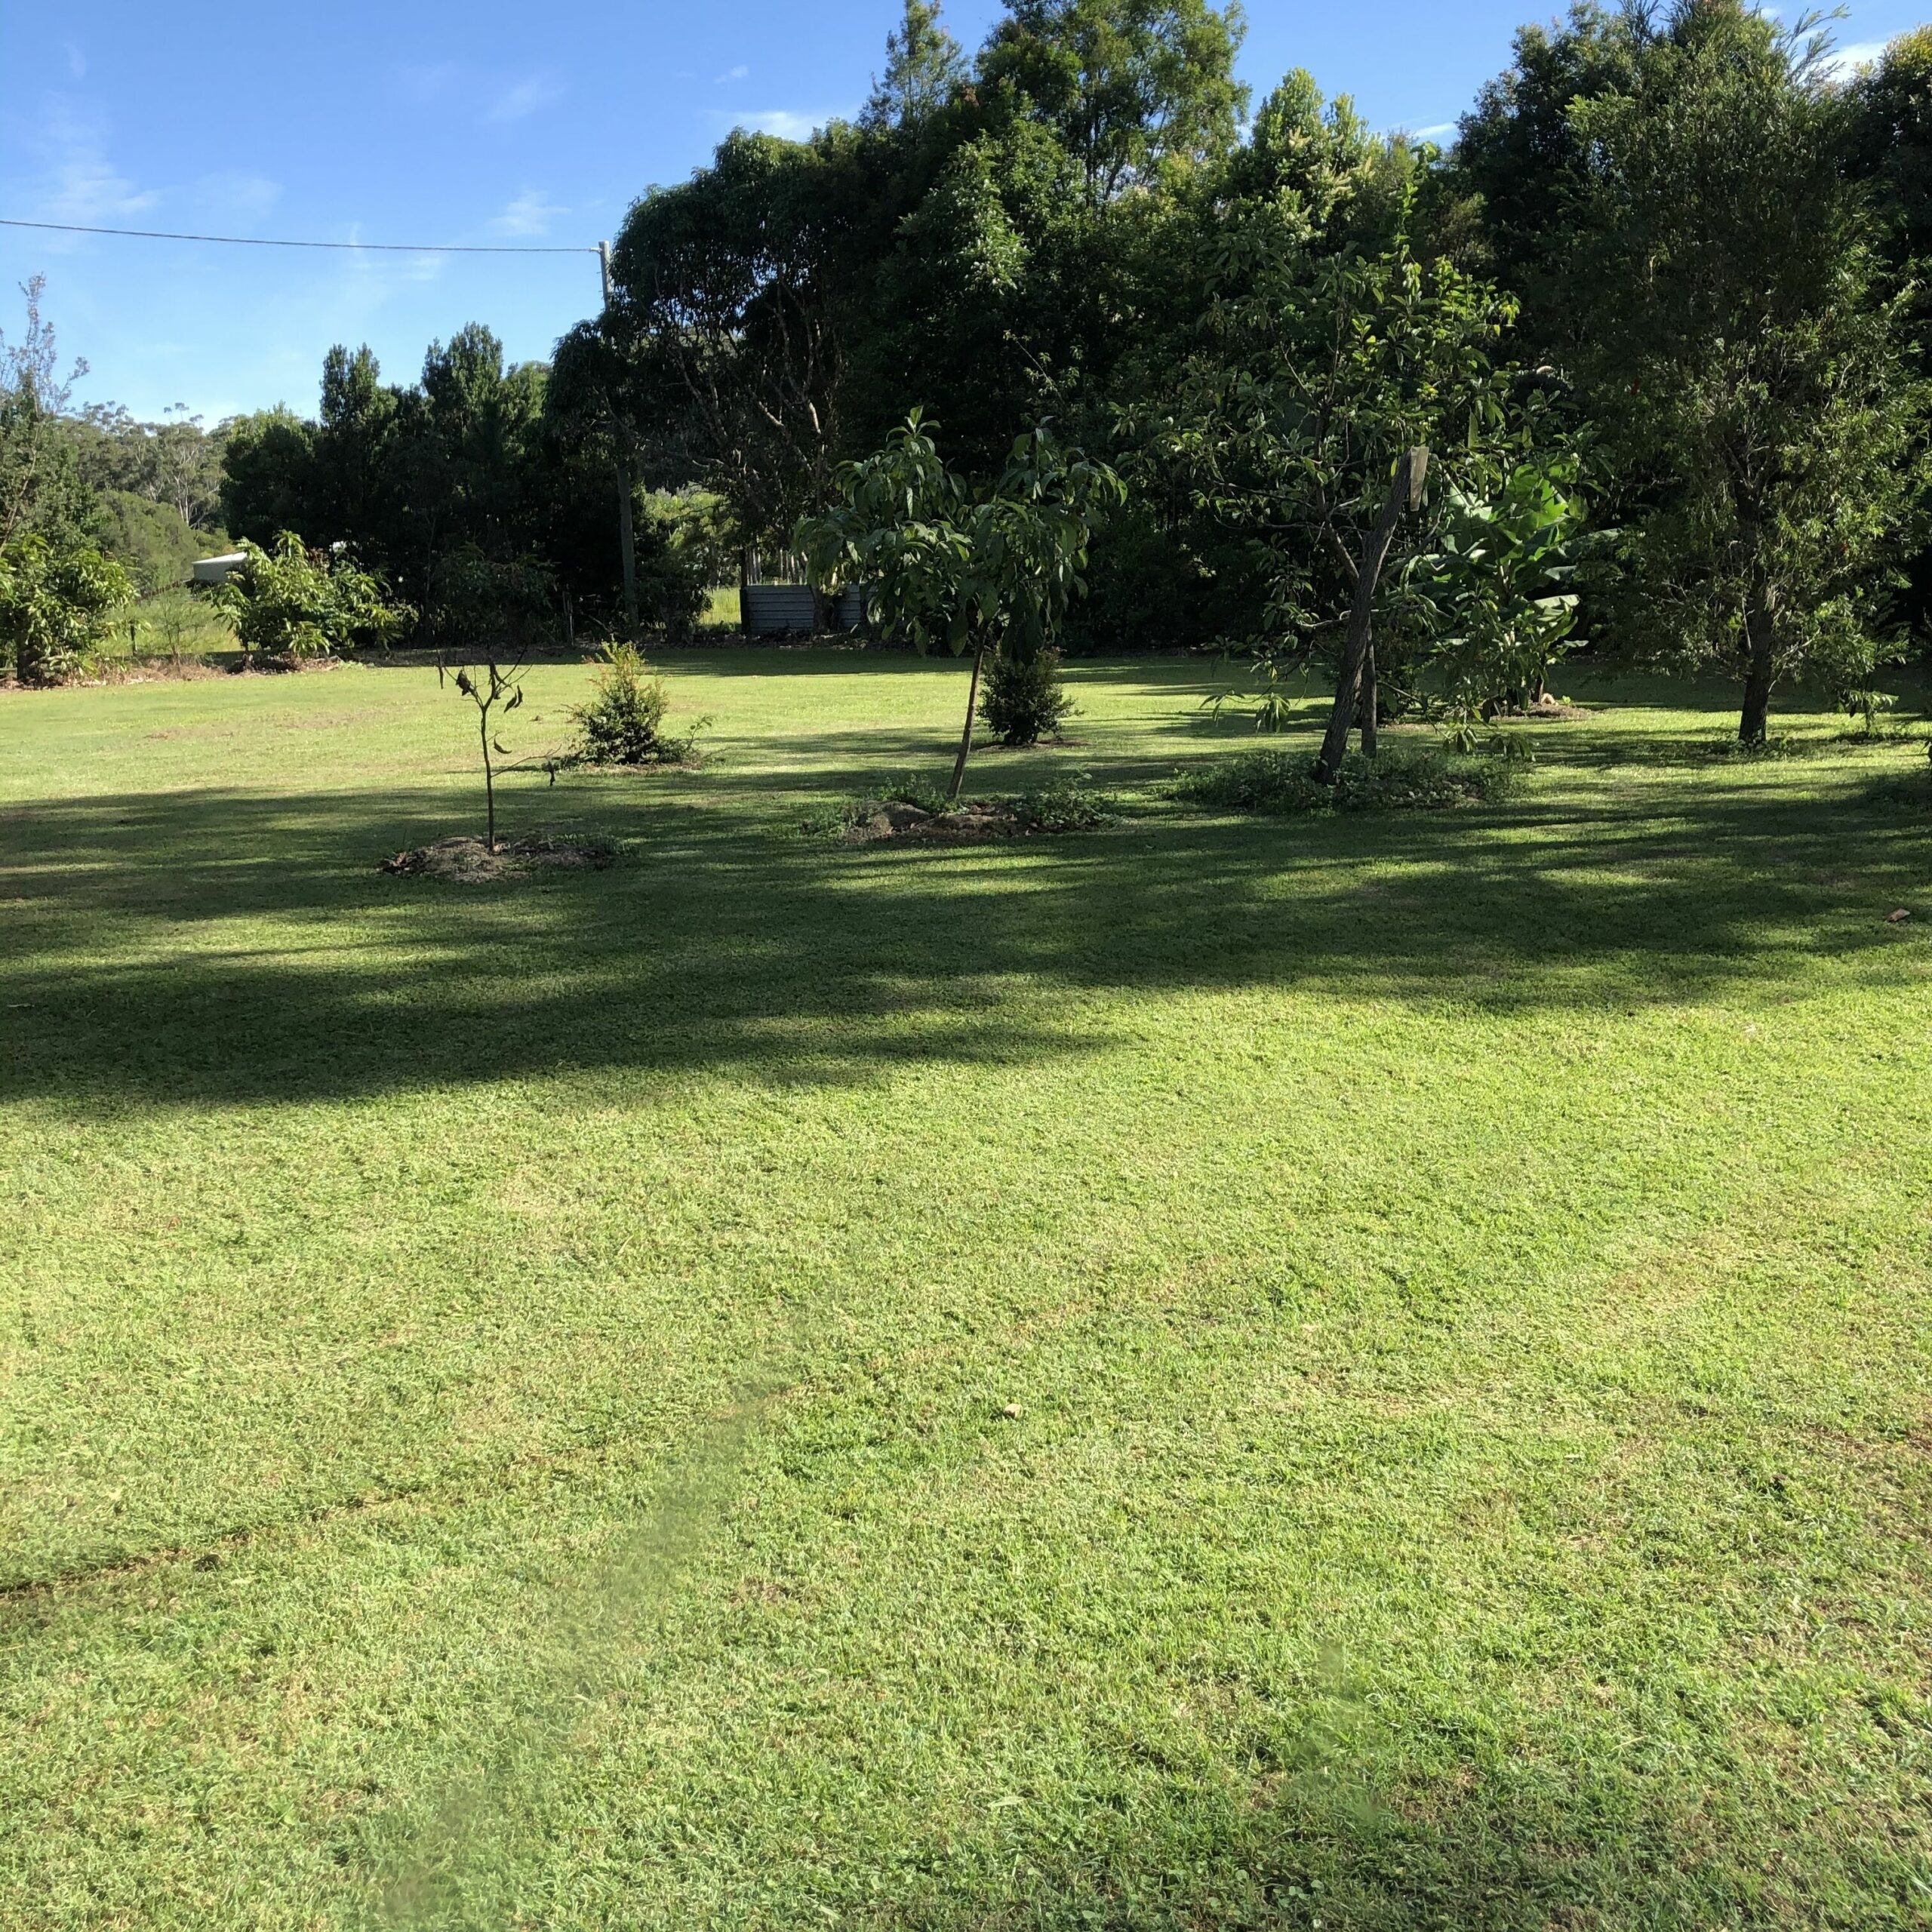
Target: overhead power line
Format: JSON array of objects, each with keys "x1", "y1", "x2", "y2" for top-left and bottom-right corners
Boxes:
[
  {"x1": 0, "y1": 216, "x2": 596, "y2": 256},
  {"x1": 0, "y1": 214, "x2": 640, "y2": 631}
]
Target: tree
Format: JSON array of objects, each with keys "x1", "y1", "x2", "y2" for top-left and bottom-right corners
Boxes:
[
  {"x1": 546, "y1": 318, "x2": 647, "y2": 629},
  {"x1": 1451, "y1": 4, "x2": 1650, "y2": 343},
  {"x1": 1846, "y1": 27, "x2": 1932, "y2": 273},
  {"x1": 442, "y1": 657, "x2": 525, "y2": 852},
  {"x1": 0, "y1": 276, "x2": 100, "y2": 551},
  {"x1": 0, "y1": 534, "x2": 130, "y2": 683},
  {"x1": 797, "y1": 412, "x2": 1121, "y2": 797},
  {"x1": 1564, "y1": 1, "x2": 1925, "y2": 742},
  {"x1": 220, "y1": 407, "x2": 318, "y2": 547},
  {"x1": 1157, "y1": 221, "x2": 1542, "y2": 776},
  {"x1": 978, "y1": 0, "x2": 1248, "y2": 202},
  {"x1": 312, "y1": 346, "x2": 400, "y2": 548},
  {"x1": 0, "y1": 279, "x2": 128, "y2": 685},
  {"x1": 864, "y1": 0, "x2": 968, "y2": 130},
  {"x1": 146, "y1": 408, "x2": 226, "y2": 530},
  {"x1": 1845, "y1": 29, "x2": 1932, "y2": 640},
  {"x1": 606, "y1": 131, "x2": 866, "y2": 565}
]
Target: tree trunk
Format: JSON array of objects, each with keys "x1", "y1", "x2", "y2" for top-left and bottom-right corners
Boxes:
[
  {"x1": 617, "y1": 464, "x2": 638, "y2": 638},
  {"x1": 1739, "y1": 572, "x2": 1777, "y2": 746},
  {"x1": 1359, "y1": 638, "x2": 1379, "y2": 759},
  {"x1": 738, "y1": 549, "x2": 752, "y2": 636},
  {"x1": 481, "y1": 714, "x2": 497, "y2": 851},
  {"x1": 1315, "y1": 448, "x2": 1427, "y2": 783},
  {"x1": 948, "y1": 638, "x2": 989, "y2": 804}
]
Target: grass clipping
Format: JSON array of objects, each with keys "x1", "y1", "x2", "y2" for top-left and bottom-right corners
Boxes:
[{"x1": 1171, "y1": 746, "x2": 1523, "y2": 815}]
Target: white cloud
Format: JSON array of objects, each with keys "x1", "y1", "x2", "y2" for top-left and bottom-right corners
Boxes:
[
  {"x1": 715, "y1": 64, "x2": 749, "y2": 84},
  {"x1": 491, "y1": 189, "x2": 567, "y2": 238},
  {"x1": 487, "y1": 74, "x2": 566, "y2": 124},
  {"x1": 62, "y1": 41, "x2": 86, "y2": 81},
  {"x1": 716, "y1": 107, "x2": 846, "y2": 140},
  {"x1": 1411, "y1": 122, "x2": 1456, "y2": 141},
  {"x1": 22, "y1": 99, "x2": 160, "y2": 226},
  {"x1": 1822, "y1": 39, "x2": 1887, "y2": 78}
]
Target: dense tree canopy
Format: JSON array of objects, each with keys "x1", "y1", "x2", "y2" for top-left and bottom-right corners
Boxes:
[{"x1": 11, "y1": 0, "x2": 1930, "y2": 732}]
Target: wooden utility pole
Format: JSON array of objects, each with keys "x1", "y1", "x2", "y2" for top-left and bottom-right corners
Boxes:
[
  {"x1": 598, "y1": 241, "x2": 640, "y2": 635},
  {"x1": 1314, "y1": 446, "x2": 1429, "y2": 783}
]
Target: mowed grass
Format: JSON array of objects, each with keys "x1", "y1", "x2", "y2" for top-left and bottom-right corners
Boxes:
[{"x1": 1, "y1": 650, "x2": 1929, "y2": 1930}]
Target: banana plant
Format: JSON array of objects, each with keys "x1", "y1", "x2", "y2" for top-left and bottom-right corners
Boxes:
[{"x1": 1408, "y1": 458, "x2": 1597, "y2": 723}]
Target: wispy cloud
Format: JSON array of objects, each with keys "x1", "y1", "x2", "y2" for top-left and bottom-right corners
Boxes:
[
  {"x1": 20, "y1": 99, "x2": 160, "y2": 226},
  {"x1": 341, "y1": 226, "x2": 451, "y2": 287},
  {"x1": 62, "y1": 41, "x2": 86, "y2": 81},
  {"x1": 715, "y1": 64, "x2": 749, "y2": 84},
  {"x1": 1411, "y1": 122, "x2": 1456, "y2": 141},
  {"x1": 715, "y1": 106, "x2": 846, "y2": 140},
  {"x1": 192, "y1": 171, "x2": 283, "y2": 223},
  {"x1": 487, "y1": 73, "x2": 566, "y2": 124},
  {"x1": 491, "y1": 189, "x2": 567, "y2": 238},
  {"x1": 395, "y1": 61, "x2": 460, "y2": 104}
]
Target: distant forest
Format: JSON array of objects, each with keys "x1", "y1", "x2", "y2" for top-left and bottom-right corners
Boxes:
[{"x1": 9, "y1": 1, "x2": 1932, "y2": 718}]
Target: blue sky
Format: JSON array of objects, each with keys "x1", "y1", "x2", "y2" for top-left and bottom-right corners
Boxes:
[{"x1": 1, "y1": 1, "x2": 1923, "y2": 424}]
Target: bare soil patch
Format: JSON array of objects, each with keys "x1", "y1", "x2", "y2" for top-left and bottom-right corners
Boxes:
[{"x1": 379, "y1": 833, "x2": 617, "y2": 882}]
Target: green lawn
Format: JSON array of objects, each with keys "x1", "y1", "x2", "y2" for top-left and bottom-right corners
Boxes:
[{"x1": 2, "y1": 651, "x2": 1929, "y2": 1930}]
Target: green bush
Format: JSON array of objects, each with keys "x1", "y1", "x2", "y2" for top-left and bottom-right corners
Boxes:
[
  {"x1": 426, "y1": 547, "x2": 556, "y2": 651},
  {"x1": 210, "y1": 533, "x2": 411, "y2": 659},
  {"x1": 0, "y1": 535, "x2": 132, "y2": 684},
  {"x1": 980, "y1": 646, "x2": 1075, "y2": 745},
  {"x1": 637, "y1": 491, "x2": 726, "y2": 640},
  {"x1": 1171, "y1": 747, "x2": 1522, "y2": 814},
  {"x1": 878, "y1": 772, "x2": 952, "y2": 814},
  {"x1": 568, "y1": 643, "x2": 703, "y2": 765}
]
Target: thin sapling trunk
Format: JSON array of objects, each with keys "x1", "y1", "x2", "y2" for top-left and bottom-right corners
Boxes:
[
  {"x1": 446, "y1": 657, "x2": 525, "y2": 852},
  {"x1": 481, "y1": 710, "x2": 497, "y2": 851},
  {"x1": 949, "y1": 637, "x2": 989, "y2": 803}
]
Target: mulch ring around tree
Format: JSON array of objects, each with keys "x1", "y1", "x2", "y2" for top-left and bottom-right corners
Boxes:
[
  {"x1": 842, "y1": 801, "x2": 1028, "y2": 846},
  {"x1": 379, "y1": 833, "x2": 618, "y2": 882}
]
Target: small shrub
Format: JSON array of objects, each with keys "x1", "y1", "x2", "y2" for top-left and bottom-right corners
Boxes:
[
  {"x1": 1011, "y1": 774, "x2": 1114, "y2": 832},
  {"x1": 798, "y1": 799, "x2": 875, "y2": 838},
  {"x1": 568, "y1": 643, "x2": 704, "y2": 766},
  {"x1": 878, "y1": 771, "x2": 952, "y2": 815},
  {"x1": 1840, "y1": 687, "x2": 1897, "y2": 736},
  {"x1": 1171, "y1": 747, "x2": 1521, "y2": 815},
  {"x1": 980, "y1": 648, "x2": 1075, "y2": 746}
]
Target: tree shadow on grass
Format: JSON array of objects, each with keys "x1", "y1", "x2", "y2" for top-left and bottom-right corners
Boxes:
[
  {"x1": 872, "y1": 1761, "x2": 1926, "y2": 1932},
  {"x1": 0, "y1": 761, "x2": 1925, "y2": 1112}
]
